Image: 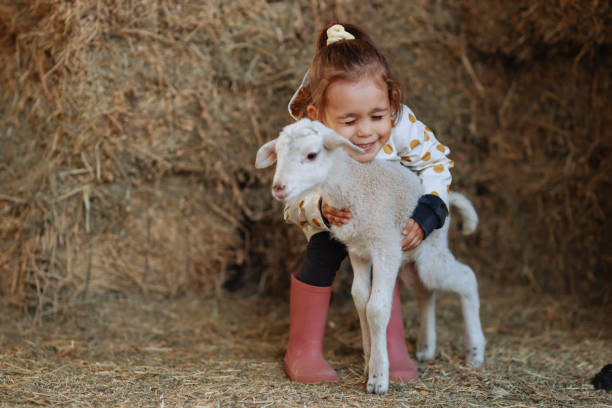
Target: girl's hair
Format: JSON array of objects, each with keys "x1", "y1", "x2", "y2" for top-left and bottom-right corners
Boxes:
[{"x1": 290, "y1": 22, "x2": 402, "y2": 123}]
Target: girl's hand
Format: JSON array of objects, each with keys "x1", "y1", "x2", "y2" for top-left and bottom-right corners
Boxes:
[
  {"x1": 321, "y1": 200, "x2": 352, "y2": 226},
  {"x1": 402, "y1": 218, "x2": 424, "y2": 251}
]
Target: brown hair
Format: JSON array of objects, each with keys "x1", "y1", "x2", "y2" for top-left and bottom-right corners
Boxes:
[{"x1": 290, "y1": 23, "x2": 402, "y2": 124}]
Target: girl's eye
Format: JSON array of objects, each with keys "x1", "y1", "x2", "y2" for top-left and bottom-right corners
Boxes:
[
  {"x1": 344, "y1": 120, "x2": 356, "y2": 126},
  {"x1": 372, "y1": 115, "x2": 383, "y2": 120},
  {"x1": 306, "y1": 152, "x2": 318, "y2": 160}
]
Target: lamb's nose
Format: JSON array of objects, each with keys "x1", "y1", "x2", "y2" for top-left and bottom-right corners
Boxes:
[{"x1": 272, "y1": 182, "x2": 287, "y2": 197}]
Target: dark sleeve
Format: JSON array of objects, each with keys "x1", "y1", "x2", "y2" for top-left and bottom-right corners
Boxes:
[{"x1": 411, "y1": 194, "x2": 447, "y2": 239}]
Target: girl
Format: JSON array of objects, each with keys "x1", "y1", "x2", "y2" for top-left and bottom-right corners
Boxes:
[{"x1": 283, "y1": 23, "x2": 452, "y2": 384}]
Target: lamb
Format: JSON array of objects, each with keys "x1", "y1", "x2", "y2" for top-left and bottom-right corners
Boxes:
[{"x1": 255, "y1": 119, "x2": 485, "y2": 394}]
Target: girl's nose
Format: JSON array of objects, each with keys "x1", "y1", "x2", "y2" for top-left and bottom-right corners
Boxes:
[{"x1": 356, "y1": 123, "x2": 372, "y2": 138}]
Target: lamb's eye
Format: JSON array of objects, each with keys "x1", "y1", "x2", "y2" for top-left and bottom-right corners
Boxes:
[{"x1": 306, "y1": 152, "x2": 318, "y2": 160}]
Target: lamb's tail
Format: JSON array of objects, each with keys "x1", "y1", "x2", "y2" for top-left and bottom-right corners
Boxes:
[{"x1": 448, "y1": 192, "x2": 478, "y2": 235}]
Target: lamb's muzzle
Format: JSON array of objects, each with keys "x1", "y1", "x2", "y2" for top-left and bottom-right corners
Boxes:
[{"x1": 272, "y1": 181, "x2": 288, "y2": 200}]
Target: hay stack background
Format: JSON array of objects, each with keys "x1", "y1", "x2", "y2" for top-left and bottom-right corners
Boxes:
[{"x1": 0, "y1": 0, "x2": 610, "y2": 317}]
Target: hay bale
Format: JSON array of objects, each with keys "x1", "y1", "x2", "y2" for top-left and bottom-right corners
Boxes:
[
  {"x1": 0, "y1": 0, "x2": 312, "y2": 314},
  {"x1": 460, "y1": 0, "x2": 612, "y2": 60},
  {"x1": 457, "y1": 0, "x2": 612, "y2": 303},
  {"x1": 471, "y1": 55, "x2": 611, "y2": 301},
  {"x1": 1, "y1": 0, "x2": 610, "y2": 316}
]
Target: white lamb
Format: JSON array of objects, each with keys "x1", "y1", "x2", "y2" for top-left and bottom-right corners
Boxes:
[{"x1": 255, "y1": 119, "x2": 485, "y2": 394}]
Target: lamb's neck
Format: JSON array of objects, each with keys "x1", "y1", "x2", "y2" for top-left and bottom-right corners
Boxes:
[{"x1": 319, "y1": 150, "x2": 360, "y2": 209}]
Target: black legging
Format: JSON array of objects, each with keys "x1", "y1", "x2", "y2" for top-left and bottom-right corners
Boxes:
[{"x1": 296, "y1": 231, "x2": 347, "y2": 287}]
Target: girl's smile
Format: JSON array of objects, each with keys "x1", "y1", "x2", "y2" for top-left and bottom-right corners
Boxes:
[
  {"x1": 308, "y1": 76, "x2": 393, "y2": 163},
  {"x1": 354, "y1": 141, "x2": 378, "y2": 151}
]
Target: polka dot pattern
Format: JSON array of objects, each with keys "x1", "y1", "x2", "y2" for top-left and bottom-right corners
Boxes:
[
  {"x1": 430, "y1": 191, "x2": 440, "y2": 197},
  {"x1": 421, "y1": 152, "x2": 431, "y2": 161},
  {"x1": 401, "y1": 156, "x2": 411, "y2": 162},
  {"x1": 312, "y1": 218, "x2": 321, "y2": 227},
  {"x1": 383, "y1": 144, "x2": 393, "y2": 154},
  {"x1": 409, "y1": 113, "x2": 416, "y2": 123},
  {"x1": 434, "y1": 165, "x2": 445, "y2": 173},
  {"x1": 299, "y1": 200, "x2": 305, "y2": 209},
  {"x1": 410, "y1": 139, "x2": 421, "y2": 149},
  {"x1": 424, "y1": 131, "x2": 430, "y2": 142},
  {"x1": 436, "y1": 144, "x2": 446, "y2": 153}
]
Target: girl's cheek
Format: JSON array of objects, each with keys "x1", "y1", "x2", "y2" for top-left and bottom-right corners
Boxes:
[{"x1": 335, "y1": 127, "x2": 352, "y2": 140}]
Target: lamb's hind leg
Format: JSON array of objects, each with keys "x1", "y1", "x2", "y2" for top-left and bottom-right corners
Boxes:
[
  {"x1": 348, "y1": 253, "x2": 372, "y2": 375},
  {"x1": 400, "y1": 263, "x2": 436, "y2": 362},
  {"x1": 453, "y1": 261, "x2": 486, "y2": 365},
  {"x1": 418, "y1": 253, "x2": 485, "y2": 365},
  {"x1": 366, "y1": 249, "x2": 402, "y2": 394},
  {"x1": 416, "y1": 290, "x2": 436, "y2": 362}
]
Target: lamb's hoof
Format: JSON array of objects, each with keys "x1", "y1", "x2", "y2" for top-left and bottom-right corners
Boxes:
[
  {"x1": 416, "y1": 346, "x2": 435, "y2": 362},
  {"x1": 366, "y1": 373, "x2": 389, "y2": 394},
  {"x1": 466, "y1": 346, "x2": 485, "y2": 366}
]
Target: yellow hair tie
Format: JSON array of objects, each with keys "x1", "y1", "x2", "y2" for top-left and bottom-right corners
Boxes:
[{"x1": 326, "y1": 24, "x2": 355, "y2": 45}]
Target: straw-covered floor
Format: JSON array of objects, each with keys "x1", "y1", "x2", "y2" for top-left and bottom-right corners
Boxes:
[{"x1": 1, "y1": 280, "x2": 610, "y2": 407}]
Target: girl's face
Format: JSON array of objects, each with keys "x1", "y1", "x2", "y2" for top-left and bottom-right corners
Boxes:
[{"x1": 308, "y1": 76, "x2": 393, "y2": 163}]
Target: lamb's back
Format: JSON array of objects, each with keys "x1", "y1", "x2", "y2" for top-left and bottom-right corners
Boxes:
[
  {"x1": 355, "y1": 159, "x2": 422, "y2": 218},
  {"x1": 329, "y1": 159, "x2": 423, "y2": 249}
]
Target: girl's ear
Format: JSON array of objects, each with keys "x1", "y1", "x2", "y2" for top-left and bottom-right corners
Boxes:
[
  {"x1": 255, "y1": 138, "x2": 278, "y2": 169},
  {"x1": 306, "y1": 104, "x2": 319, "y2": 121}
]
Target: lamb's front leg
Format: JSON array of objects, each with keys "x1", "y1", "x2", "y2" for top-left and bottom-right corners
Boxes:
[
  {"x1": 348, "y1": 253, "x2": 372, "y2": 375},
  {"x1": 366, "y1": 249, "x2": 402, "y2": 394}
]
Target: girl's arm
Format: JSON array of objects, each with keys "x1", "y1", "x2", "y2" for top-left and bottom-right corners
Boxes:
[
  {"x1": 283, "y1": 191, "x2": 330, "y2": 232},
  {"x1": 394, "y1": 106, "x2": 453, "y2": 239}
]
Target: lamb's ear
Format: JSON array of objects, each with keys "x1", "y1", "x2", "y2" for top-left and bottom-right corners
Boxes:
[
  {"x1": 321, "y1": 129, "x2": 364, "y2": 155},
  {"x1": 255, "y1": 138, "x2": 278, "y2": 169}
]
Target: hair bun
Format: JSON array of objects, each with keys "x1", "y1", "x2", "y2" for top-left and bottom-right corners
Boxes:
[{"x1": 326, "y1": 24, "x2": 355, "y2": 45}]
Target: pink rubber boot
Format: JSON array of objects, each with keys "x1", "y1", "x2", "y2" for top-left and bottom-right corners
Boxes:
[
  {"x1": 284, "y1": 274, "x2": 339, "y2": 383},
  {"x1": 387, "y1": 281, "x2": 419, "y2": 383}
]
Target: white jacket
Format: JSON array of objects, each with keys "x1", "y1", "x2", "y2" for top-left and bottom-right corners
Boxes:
[{"x1": 284, "y1": 105, "x2": 453, "y2": 239}]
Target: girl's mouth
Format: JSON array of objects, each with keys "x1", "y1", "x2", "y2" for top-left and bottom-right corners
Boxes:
[{"x1": 355, "y1": 141, "x2": 377, "y2": 151}]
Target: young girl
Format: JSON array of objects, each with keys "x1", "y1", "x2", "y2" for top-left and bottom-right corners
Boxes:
[{"x1": 283, "y1": 23, "x2": 453, "y2": 384}]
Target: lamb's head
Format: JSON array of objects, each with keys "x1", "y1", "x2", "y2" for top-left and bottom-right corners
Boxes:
[{"x1": 255, "y1": 119, "x2": 363, "y2": 201}]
